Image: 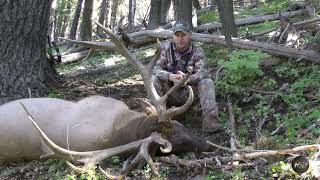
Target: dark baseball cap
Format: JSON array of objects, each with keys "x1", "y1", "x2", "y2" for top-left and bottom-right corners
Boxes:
[{"x1": 173, "y1": 21, "x2": 192, "y2": 34}]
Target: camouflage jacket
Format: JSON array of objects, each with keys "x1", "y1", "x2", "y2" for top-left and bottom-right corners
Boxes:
[{"x1": 153, "y1": 41, "x2": 206, "y2": 86}]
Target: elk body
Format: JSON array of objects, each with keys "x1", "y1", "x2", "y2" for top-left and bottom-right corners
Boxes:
[
  {"x1": 0, "y1": 96, "x2": 146, "y2": 163},
  {"x1": 0, "y1": 96, "x2": 212, "y2": 164}
]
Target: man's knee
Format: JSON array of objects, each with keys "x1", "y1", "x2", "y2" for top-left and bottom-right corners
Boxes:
[{"x1": 198, "y1": 78, "x2": 215, "y2": 91}]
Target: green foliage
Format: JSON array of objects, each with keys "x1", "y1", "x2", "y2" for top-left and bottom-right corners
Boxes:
[
  {"x1": 238, "y1": 21, "x2": 278, "y2": 36},
  {"x1": 46, "y1": 158, "x2": 69, "y2": 179},
  {"x1": 110, "y1": 156, "x2": 120, "y2": 165},
  {"x1": 263, "y1": 0, "x2": 290, "y2": 13},
  {"x1": 261, "y1": 78, "x2": 277, "y2": 91},
  {"x1": 231, "y1": 168, "x2": 245, "y2": 180},
  {"x1": 198, "y1": 11, "x2": 219, "y2": 23},
  {"x1": 216, "y1": 50, "x2": 269, "y2": 94},
  {"x1": 79, "y1": 166, "x2": 104, "y2": 180},
  {"x1": 270, "y1": 161, "x2": 299, "y2": 178},
  {"x1": 48, "y1": 89, "x2": 64, "y2": 99},
  {"x1": 205, "y1": 169, "x2": 226, "y2": 179}
]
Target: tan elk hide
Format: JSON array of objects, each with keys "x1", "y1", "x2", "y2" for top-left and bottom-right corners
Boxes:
[
  {"x1": 0, "y1": 96, "x2": 212, "y2": 164},
  {"x1": 0, "y1": 96, "x2": 148, "y2": 163}
]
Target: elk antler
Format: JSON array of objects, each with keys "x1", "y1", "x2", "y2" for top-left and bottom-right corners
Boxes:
[
  {"x1": 93, "y1": 20, "x2": 194, "y2": 122},
  {"x1": 20, "y1": 102, "x2": 172, "y2": 177}
]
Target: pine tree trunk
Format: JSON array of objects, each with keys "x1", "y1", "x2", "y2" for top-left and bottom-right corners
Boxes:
[
  {"x1": 128, "y1": 0, "x2": 136, "y2": 31},
  {"x1": 148, "y1": 0, "x2": 161, "y2": 29},
  {"x1": 68, "y1": 0, "x2": 83, "y2": 47},
  {"x1": 160, "y1": 0, "x2": 171, "y2": 25},
  {"x1": 60, "y1": 1, "x2": 72, "y2": 37},
  {"x1": 172, "y1": 0, "x2": 193, "y2": 28},
  {"x1": 55, "y1": 0, "x2": 67, "y2": 40},
  {"x1": 80, "y1": 0, "x2": 93, "y2": 41},
  {"x1": 97, "y1": 0, "x2": 109, "y2": 36},
  {"x1": 110, "y1": 0, "x2": 121, "y2": 31},
  {"x1": 193, "y1": 0, "x2": 201, "y2": 9},
  {"x1": 0, "y1": 0, "x2": 53, "y2": 104},
  {"x1": 104, "y1": 0, "x2": 110, "y2": 28},
  {"x1": 216, "y1": 0, "x2": 237, "y2": 50}
]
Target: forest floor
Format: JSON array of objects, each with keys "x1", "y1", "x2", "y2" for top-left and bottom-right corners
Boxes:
[
  {"x1": 1, "y1": 2, "x2": 320, "y2": 179},
  {"x1": 0, "y1": 42, "x2": 319, "y2": 179}
]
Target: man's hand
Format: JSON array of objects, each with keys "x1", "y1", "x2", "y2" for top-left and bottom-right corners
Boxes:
[
  {"x1": 169, "y1": 71, "x2": 189, "y2": 85},
  {"x1": 169, "y1": 73, "x2": 183, "y2": 83}
]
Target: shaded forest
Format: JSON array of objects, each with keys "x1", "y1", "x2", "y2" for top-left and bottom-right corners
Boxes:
[{"x1": 0, "y1": 0, "x2": 319, "y2": 179}]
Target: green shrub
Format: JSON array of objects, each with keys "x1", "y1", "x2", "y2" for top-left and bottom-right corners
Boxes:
[{"x1": 217, "y1": 50, "x2": 269, "y2": 94}]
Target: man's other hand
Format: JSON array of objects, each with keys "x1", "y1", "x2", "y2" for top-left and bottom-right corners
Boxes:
[{"x1": 169, "y1": 73, "x2": 183, "y2": 83}]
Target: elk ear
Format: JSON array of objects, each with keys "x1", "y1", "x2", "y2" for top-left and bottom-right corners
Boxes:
[{"x1": 134, "y1": 98, "x2": 157, "y2": 116}]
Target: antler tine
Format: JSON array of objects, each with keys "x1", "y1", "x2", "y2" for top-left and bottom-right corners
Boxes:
[
  {"x1": 162, "y1": 86, "x2": 194, "y2": 120},
  {"x1": 93, "y1": 20, "x2": 194, "y2": 121},
  {"x1": 157, "y1": 67, "x2": 195, "y2": 122},
  {"x1": 93, "y1": 19, "x2": 164, "y2": 111},
  {"x1": 92, "y1": 19, "x2": 146, "y2": 77}
]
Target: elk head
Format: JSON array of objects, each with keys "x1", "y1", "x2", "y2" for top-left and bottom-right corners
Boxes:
[{"x1": 19, "y1": 20, "x2": 197, "y2": 179}]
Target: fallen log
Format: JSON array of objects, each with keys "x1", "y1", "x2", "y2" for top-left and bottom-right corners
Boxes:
[
  {"x1": 62, "y1": 30, "x2": 320, "y2": 64},
  {"x1": 195, "y1": 9, "x2": 307, "y2": 32},
  {"x1": 61, "y1": 50, "x2": 90, "y2": 63}
]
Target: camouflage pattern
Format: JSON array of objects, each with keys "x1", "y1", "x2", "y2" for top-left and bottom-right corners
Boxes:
[
  {"x1": 153, "y1": 41, "x2": 221, "y2": 132},
  {"x1": 153, "y1": 40, "x2": 206, "y2": 86}
]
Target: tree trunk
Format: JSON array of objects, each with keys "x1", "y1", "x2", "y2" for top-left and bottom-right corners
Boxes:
[
  {"x1": 110, "y1": 0, "x2": 121, "y2": 31},
  {"x1": 104, "y1": 0, "x2": 110, "y2": 28},
  {"x1": 148, "y1": 0, "x2": 161, "y2": 29},
  {"x1": 210, "y1": 0, "x2": 216, "y2": 6},
  {"x1": 80, "y1": 0, "x2": 93, "y2": 41},
  {"x1": 172, "y1": 0, "x2": 193, "y2": 28},
  {"x1": 55, "y1": 0, "x2": 67, "y2": 40},
  {"x1": 193, "y1": 0, "x2": 201, "y2": 9},
  {"x1": 216, "y1": 0, "x2": 237, "y2": 50},
  {"x1": 97, "y1": 0, "x2": 109, "y2": 36},
  {"x1": 48, "y1": 6, "x2": 55, "y2": 39},
  {"x1": 68, "y1": 0, "x2": 83, "y2": 47},
  {"x1": 0, "y1": 0, "x2": 53, "y2": 104},
  {"x1": 128, "y1": 0, "x2": 136, "y2": 31},
  {"x1": 60, "y1": 1, "x2": 72, "y2": 37},
  {"x1": 160, "y1": 0, "x2": 171, "y2": 25}
]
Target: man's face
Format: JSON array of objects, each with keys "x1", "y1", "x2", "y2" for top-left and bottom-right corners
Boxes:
[{"x1": 173, "y1": 31, "x2": 191, "y2": 51}]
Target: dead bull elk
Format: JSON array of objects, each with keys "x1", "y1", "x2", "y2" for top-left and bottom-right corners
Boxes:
[{"x1": 0, "y1": 21, "x2": 213, "y2": 177}]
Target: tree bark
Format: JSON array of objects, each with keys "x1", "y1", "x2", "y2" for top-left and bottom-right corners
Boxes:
[
  {"x1": 110, "y1": 0, "x2": 121, "y2": 31},
  {"x1": 54, "y1": 0, "x2": 67, "y2": 40},
  {"x1": 193, "y1": 0, "x2": 201, "y2": 9},
  {"x1": 97, "y1": 0, "x2": 109, "y2": 36},
  {"x1": 0, "y1": 0, "x2": 53, "y2": 104},
  {"x1": 68, "y1": 0, "x2": 83, "y2": 47},
  {"x1": 60, "y1": 1, "x2": 72, "y2": 37},
  {"x1": 172, "y1": 0, "x2": 193, "y2": 28},
  {"x1": 216, "y1": 0, "x2": 237, "y2": 50},
  {"x1": 104, "y1": 0, "x2": 111, "y2": 28},
  {"x1": 160, "y1": 0, "x2": 171, "y2": 25},
  {"x1": 80, "y1": 0, "x2": 93, "y2": 41},
  {"x1": 148, "y1": 0, "x2": 161, "y2": 29},
  {"x1": 128, "y1": 0, "x2": 136, "y2": 31}
]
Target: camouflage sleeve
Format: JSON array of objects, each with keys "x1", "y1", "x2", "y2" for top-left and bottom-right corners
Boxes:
[
  {"x1": 153, "y1": 44, "x2": 171, "y2": 82},
  {"x1": 188, "y1": 47, "x2": 206, "y2": 86}
]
